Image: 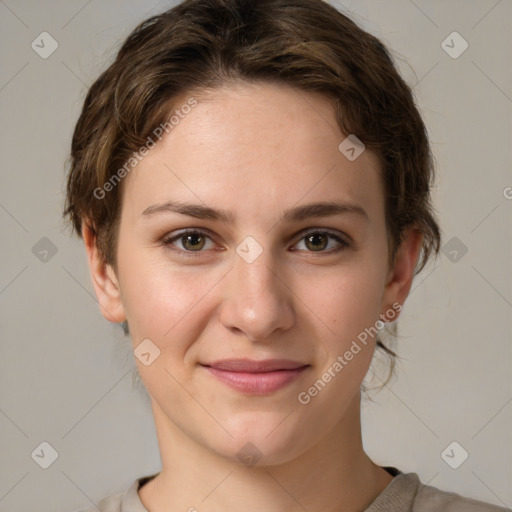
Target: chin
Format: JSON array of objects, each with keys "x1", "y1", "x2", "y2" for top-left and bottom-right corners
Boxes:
[{"x1": 207, "y1": 411, "x2": 316, "y2": 467}]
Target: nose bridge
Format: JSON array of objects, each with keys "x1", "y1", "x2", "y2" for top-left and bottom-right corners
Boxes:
[
  {"x1": 237, "y1": 252, "x2": 280, "y2": 303},
  {"x1": 219, "y1": 243, "x2": 294, "y2": 341}
]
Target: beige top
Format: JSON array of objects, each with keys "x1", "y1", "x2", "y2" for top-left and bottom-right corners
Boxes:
[{"x1": 73, "y1": 467, "x2": 510, "y2": 511}]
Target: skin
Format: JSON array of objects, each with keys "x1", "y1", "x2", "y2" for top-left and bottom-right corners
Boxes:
[{"x1": 83, "y1": 81, "x2": 423, "y2": 512}]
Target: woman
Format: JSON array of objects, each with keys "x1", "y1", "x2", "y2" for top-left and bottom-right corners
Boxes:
[{"x1": 64, "y1": 0, "x2": 508, "y2": 510}]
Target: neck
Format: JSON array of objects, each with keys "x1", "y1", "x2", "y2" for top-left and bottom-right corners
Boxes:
[{"x1": 139, "y1": 393, "x2": 394, "y2": 512}]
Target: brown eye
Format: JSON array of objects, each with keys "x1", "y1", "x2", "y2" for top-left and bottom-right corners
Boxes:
[
  {"x1": 181, "y1": 233, "x2": 206, "y2": 251},
  {"x1": 292, "y1": 230, "x2": 349, "y2": 253},
  {"x1": 305, "y1": 233, "x2": 328, "y2": 251},
  {"x1": 163, "y1": 230, "x2": 215, "y2": 253}
]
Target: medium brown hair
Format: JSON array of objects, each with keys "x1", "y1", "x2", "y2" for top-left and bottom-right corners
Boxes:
[{"x1": 63, "y1": 0, "x2": 441, "y2": 387}]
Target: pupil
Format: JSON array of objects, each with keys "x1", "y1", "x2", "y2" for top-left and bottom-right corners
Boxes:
[
  {"x1": 185, "y1": 233, "x2": 204, "y2": 250},
  {"x1": 307, "y1": 234, "x2": 327, "y2": 251}
]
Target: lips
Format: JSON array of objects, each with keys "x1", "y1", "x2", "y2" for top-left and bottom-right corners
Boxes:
[
  {"x1": 203, "y1": 359, "x2": 307, "y2": 372},
  {"x1": 200, "y1": 359, "x2": 309, "y2": 394}
]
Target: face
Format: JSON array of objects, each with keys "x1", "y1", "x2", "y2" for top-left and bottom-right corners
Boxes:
[{"x1": 87, "y1": 81, "x2": 420, "y2": 466}]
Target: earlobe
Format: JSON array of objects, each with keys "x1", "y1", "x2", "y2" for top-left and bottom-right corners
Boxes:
[
  {"x1": 81, "y1": 222, "x2": 126, "y2": 324},
  {"x1": 381, "y1": 228, "x2": 423, "y2": 319}
]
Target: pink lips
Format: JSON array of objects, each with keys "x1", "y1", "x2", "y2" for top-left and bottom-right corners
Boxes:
[{"x1": 201, "y1": 359, "x2": 309, "y2": 394}]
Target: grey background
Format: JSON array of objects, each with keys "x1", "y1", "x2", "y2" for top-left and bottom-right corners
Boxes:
[{"x1": 0, "y1": 1, "x2": 511, "y2": 510}]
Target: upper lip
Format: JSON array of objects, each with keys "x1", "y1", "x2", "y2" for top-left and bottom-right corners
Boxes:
[{"x1": 201, "y1": 359, "x2": 308, "y2": 373}]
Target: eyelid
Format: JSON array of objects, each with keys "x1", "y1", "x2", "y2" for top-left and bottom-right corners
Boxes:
[
  {"x1": 292, "y1": 226, "x2": 350, "y2": 243},
  {"x1": 163, "y1": 227, "x2": 217, "y2": 241}
]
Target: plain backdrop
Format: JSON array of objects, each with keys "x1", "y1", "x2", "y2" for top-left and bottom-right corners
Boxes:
[{"x1": 0, "y1": 1, "x2": 511, "y2": 511}]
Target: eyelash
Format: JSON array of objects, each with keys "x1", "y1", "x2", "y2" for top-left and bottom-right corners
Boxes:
[{"x1": 161, "y1": 228, "x2": 350, "y2": 258}]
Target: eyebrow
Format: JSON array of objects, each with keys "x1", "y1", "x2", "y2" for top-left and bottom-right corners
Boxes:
[{"x1": 140, "y1": 200, "x2": 369, "y2": 223}]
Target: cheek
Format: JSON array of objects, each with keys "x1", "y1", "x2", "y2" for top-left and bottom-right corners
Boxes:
[
  {"x1": 117, "y1": 247, "x2": 220, "y2": 352},
  {"x1": 120, "y1": 265, "x2": 223, "y2": 397},
  {"x1": 316, "y1": 262, "x2": 385, "y2": 335},
  {"x1": 306, "y1": 264, "x2": 387, "y2": 392}
]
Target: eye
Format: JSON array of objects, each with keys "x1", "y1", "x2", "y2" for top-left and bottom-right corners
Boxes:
[
  {"x1": 161, "y1": 228, "x2": 350, "y2": 256},
  {"x1": 162, "y1": 230, "x2": 216, "y2": 253},
  {"x1": 292, "y1": 229, "x2": 350, "y2": 253}
]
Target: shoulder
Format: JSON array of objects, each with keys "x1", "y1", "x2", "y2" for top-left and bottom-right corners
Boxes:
[
  {"x1": 367, "y1": 471, "x2": 509, "y2": 512},
  {"x1": 413, "y1": 478, "x2": 510, "y2": 512},
  {"x1": 69, "y1": 473, "x2": 157, "y2": 512},
  {"x1": 70, "y1": 491, "x2": 123, "y2": 512}
]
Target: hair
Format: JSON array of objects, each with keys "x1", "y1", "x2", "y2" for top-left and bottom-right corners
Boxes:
[{"x1": 63, "y1": 0, "x2": 441, "y2": 392}]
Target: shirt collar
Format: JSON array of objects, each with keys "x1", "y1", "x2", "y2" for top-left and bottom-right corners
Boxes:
[{"x1": 120, "y1": 469, "x2": 420, "y2": 512}]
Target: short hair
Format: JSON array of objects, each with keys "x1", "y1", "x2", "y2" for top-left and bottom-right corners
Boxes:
[{"x1": 63, "y1": 0, "x2": 441, "y2": 389}]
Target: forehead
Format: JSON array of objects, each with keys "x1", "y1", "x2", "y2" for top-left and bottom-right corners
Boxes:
[{"x1": 121, "y1": 81, "x2": 384, "y2": 225}]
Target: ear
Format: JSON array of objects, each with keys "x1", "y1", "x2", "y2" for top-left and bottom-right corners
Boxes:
[
  {"x1": 380, "y1": 227, "x2": 423, "y2": 321},
  {"x1": 82, "y1": 222, "x2": 126, "y2": 324}
]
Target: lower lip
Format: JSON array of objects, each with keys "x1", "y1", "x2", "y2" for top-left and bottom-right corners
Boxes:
[{"x1": 203, "y1": 366, "x2": 308, "y2": 394}]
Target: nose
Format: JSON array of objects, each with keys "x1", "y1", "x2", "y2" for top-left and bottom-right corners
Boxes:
[{"x1": 218, "y1": 247, "x2": 295, "y2": 342}]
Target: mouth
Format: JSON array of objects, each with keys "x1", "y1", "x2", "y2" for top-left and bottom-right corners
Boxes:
[{"x1": 200, "y1": 359, "x2": 310, "y2": 394}]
